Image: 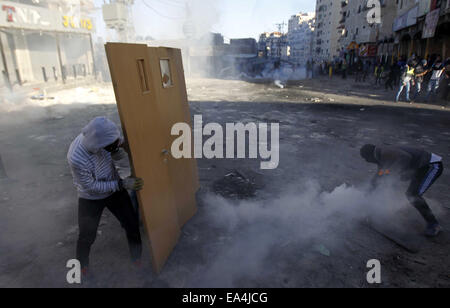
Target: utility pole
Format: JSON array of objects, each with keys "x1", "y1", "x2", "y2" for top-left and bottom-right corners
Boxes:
[
  {"x1": 183, "y1": 2, "x2": 195, "y2": 77},
  {"x1": 275, "y1": 21, "x2": 287, "y2": 34},
  {"x1": 275, "y1": 21, "x2": 287, "y2": 59}
]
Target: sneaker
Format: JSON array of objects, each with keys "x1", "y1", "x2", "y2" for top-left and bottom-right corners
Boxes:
[
  {"x1": 425, "y1": 223, "x2": 442, "y2": 237},
  {"x1": 81, "y1": 267, "x2": 97, "y2": 286},
  {"x1": 132, "y1": 258, "x2": 142, "y2": 269}
]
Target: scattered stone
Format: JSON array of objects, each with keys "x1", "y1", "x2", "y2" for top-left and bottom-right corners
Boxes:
[
  {"x1": 213, "y1": 170, "x2": 257, "y2": 200},
  {"x1": 314, "y1": 244, "x2": 331, "y2": 257},
  {"x1": 66, "y1": 226, "x2": 79, "y2": 236}
]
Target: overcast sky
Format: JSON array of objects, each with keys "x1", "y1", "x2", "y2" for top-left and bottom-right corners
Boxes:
[{"x1": 93, "y1": 0, "x2": 316, "y2": 40}]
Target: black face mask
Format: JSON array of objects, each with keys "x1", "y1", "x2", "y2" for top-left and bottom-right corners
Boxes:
[{"x1": 104, "y1": 139, "x2": 120, "y2": 153}]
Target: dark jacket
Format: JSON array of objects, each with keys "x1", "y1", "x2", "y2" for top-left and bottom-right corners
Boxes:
[{"x1": 374, "y1": 146, "x2": 432, "y2": 178}]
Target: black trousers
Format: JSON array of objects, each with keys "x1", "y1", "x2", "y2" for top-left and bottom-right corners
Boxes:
[
  {"x1": 76, "y1": 190, "x2": 142, "y2": 268},
  {"x1": 406, "y1": 162, "x2": 444, "y2": 225},
  {"x1": 385, "y1": 77, "x2": 394, "y2": 90}
]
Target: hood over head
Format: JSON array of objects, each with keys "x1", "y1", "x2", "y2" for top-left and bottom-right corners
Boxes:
[
  {"x1": 360, "y1": 144, "x2": 377, "y2": 164},
  {"x1": 81, "y1": 117, "x2": 121, "y2": 153}
]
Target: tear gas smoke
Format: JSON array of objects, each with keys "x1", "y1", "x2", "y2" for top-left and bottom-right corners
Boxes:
[{"x1": 188, "y1": 179, "x2": 436, "y2": 287}]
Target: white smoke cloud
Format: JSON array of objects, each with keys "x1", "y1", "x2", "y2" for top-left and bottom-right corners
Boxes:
[{"x1": 189, "y1": 180, "x2": 422, "y2": 287}]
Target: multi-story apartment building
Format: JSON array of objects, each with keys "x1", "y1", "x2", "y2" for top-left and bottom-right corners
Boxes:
[
  {"x1": 338, "y1": 0, "x2": 397, "y2": 63},
  {"x1": 0, "y1": 0, "x2": 96, "y2": 89},
  {"x1": 258, "y1": 32, "x2": 288, "y2": 60},
  {"x1": 393, "y1": 0, "x2": 450, "y2": 60},
  {"x1": 287, "y1": 12, "x2": 315, "y2": 65},
  {"x1": 313, "y1": 0, "x2": 341, "y2": 61}
]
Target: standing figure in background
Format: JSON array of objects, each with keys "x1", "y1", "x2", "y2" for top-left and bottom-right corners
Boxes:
[
  {"x1": 328, "y1": 61, "x2": 333, "y2": 79},
  {"x1": 362, "y1": 60, "x2": 370, "y2": 82},
  {"x1": 375, "y1": 63, "x2": 384, "y2": 86},
  {"x1": 354, "y1": 59, "x2": 363, "y2": 83},
  {"x1": 395, "y1": 61, "x2": 415, "y2": 102},
  {"x1": 442, "y1": 58, "x2": 450, "y2": 101},
  {"x1": 342, "y1": 60, "x2": 348, "y2": 79},
  {"x1": 426, "y1": 56, "x2": 445, "y2": 103},
  {"x1": 412, "y1": 59, "x2": 428, "y2": 101},
  {"x1": 306, "y1": 60, "x2": 312, "y2": 79},
  {"x1": 385, "y1": 62, "x2": 396, "y2": 91}
]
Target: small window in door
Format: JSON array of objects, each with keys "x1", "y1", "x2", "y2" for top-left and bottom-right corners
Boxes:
[
  {"x1": 136, "y1": 59, "x2": 150, "y2": 94},
  {"x1": 160, "y1": 59, "x2": 173, "y2": 88}
]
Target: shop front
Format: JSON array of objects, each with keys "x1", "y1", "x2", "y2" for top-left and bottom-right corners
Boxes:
[{"x1": 0, "y1": 1, "x2": 94, "y2": 89}]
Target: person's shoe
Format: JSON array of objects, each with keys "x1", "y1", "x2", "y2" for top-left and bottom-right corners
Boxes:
[
  {"x1": 132, "y1": 258, "x2": 143, "y2": 269},
  {"x1": 81, "y1": 267, "x2": 92, "y2": 285},
  {"x1": 425, "y1": 223, "x2": 442, "y2": 237},
  {"x1": 81, "y1": 267, "x2": 89, "y2": 277}
]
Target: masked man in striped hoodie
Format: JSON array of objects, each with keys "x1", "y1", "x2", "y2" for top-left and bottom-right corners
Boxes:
[
  {"x1": 360, "y1": 144, "x2": 444, "y2": 237},
  {"x1": 68, "y1": 117, "x2": 144, "y2": 277}
]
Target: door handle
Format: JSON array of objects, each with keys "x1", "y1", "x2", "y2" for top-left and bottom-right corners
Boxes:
[{"x1": 162, "y1": 149, "x2": 170, "y2": 164}]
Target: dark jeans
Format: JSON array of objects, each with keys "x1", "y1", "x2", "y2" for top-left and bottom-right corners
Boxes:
[
  {"x1": 385, "y1": 77, "x2": 394, "y2": 90},
  {"x1": 406, "y1": 162, "x2": 443, "y2": 225},
  {"x1": 76, "y1": 190, "x2": 142, "y2": 268}
]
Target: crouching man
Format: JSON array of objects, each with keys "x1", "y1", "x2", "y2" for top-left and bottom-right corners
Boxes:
[
  {"x1": 360, "y1": 144, "x2": 444, "y2": 237},
  {"x1": 67, "y1": 117, "x2": 144, "y2": 276}
]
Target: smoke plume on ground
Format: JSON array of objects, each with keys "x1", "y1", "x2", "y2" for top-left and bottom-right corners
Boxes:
[{"x1": 190, "y1": 180, "x2": 418, "y2": 287}]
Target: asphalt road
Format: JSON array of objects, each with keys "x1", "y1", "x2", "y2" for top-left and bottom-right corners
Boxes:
[{"x1": 0, "y1": 78, "x2": 449, "y2": 287}]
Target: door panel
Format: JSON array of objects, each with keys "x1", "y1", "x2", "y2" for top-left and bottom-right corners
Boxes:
[
  {"x1": 147, "y1": 47, "x2": 199, "y2": 228},
  {"x1": 105, "y1": 43, "x2": 180, "y2": 273}
]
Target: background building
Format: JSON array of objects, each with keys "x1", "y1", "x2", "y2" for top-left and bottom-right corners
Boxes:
[
  {"x1": 0, "y1": 0, "x2": 96, "y2": 89},
  {"x1": 313, "y1": 0, "x2": 341, "y2": 61},
  {"x1": 338, "y1": 0, "x2": 397, "y2": 64},
  {"x1": 258, "y1": 31, "x2": 288, "y2": 60},
  {"x1": 287, "y1": 12, "x2": 315, "y2": 65},
  {"x1": 393, "y1": 0, "x2": 450, "y2": 60}
]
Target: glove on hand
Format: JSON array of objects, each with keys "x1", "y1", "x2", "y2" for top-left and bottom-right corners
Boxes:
[
  {"x1": 111, "y1": 148, "x2": 129, "y2": 161},
  {"x1": 121, "y1": 177, "x2": 144, "y2": 191}
]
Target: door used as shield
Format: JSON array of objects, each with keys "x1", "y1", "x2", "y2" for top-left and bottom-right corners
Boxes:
[{"x1": 105, "y1": 43, "x2": 198, "y2": 273}]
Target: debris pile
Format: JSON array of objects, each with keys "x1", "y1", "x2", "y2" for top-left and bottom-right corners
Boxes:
[{"x1": 213, "y1": 170, "x2": 258, "y2": 200}]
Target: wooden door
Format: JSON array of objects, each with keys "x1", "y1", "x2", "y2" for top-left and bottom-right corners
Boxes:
[
  {"x1": 105, "y1": 43, "x2": 180, "y2": 273},
  {"x1": 147, "y1": 47, "x2": 199, "y2": 227}
]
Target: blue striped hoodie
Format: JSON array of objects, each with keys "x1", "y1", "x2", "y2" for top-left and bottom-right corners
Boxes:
[{"x1": 67, "y1": 117, "x2": 122, "y2": 200}]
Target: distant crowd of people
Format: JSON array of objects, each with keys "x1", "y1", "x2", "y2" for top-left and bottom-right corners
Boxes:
[{"x1": 306, "y1": 55, "x2": 450, "y2": 103}]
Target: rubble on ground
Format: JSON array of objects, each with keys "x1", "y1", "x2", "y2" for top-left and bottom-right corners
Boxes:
[{"x1": 212, "y1": 170, "x2": 258, "y2": 200}]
